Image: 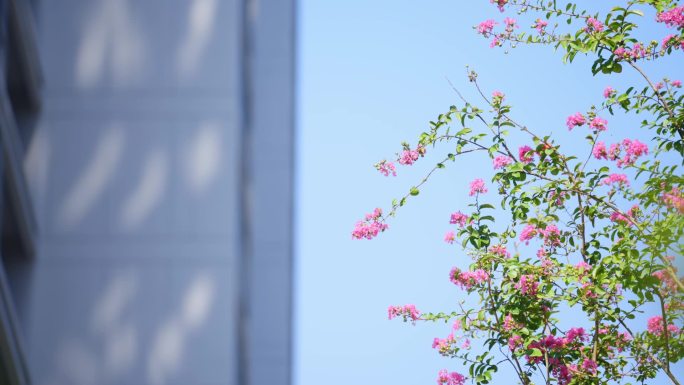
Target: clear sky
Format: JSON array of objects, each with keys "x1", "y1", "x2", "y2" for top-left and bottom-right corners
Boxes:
[{"x1": 295, "y1": 2, "x2": 682, "y2": 384}]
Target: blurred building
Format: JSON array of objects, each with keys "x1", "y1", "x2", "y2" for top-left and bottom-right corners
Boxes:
[{"x1": 0, "y1": 0, "x2": 295, "y2": 384}]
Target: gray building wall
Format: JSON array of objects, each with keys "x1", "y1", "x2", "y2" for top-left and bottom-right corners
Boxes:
[{"x1": 6, "y1": 0, "x2": 294, "y2": 384}]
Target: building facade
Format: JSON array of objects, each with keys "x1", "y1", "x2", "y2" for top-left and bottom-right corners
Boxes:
[{"x1": 0, "y1": 1, "x2": 295, "y2": 384}]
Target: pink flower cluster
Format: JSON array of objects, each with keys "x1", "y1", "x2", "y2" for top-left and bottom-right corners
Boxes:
[
  {"x1": 504, "y1": 17, "x2": 518, "y2": 33},
  {"x1": 489, "y1": 244, "x2": 510, "y2": 258},
  {"x1": 398, "y1": 145, "x2": 425, "y2": 165},
  {"x1": 450, "y1": 267, "x2": 490, "y2": 290},
  {"x1": 609, "y1": 205, "x2": 639, "y2": 226},
  {"x1": 593, "y1": 139, "x2": 648, "y2": 167},
  {"x1": 503, "y1": 314, "x2": 518, "y2": 331},
  {"x1": 614, "y1": 43, "x2": 647, "y2": 60},
  {"x1": 388, "y1": 304, "x2": 421, "y2": 323},
  {"x1": 575, "y1": 261, "x2": 592, "y2": 279},
  {"x1": 477, "y1": 19, "x2": 497, "y2": 35},
  {"x1": 603, "y1": 86, "x2": 615, "y2": 98},
  {"x1": 589, "y1": 117, "x2": 608, "y2": 131},
  {"x1": 509, "y1": 329, "x2": 606, "y2": 384},
  {"x1": 493, "y1": 155, "x2": 513, "y2": 169},
  {"x1": 585, "y1": 17, "x2": 604, "y2": 33},
  {"x1": 566, "y1": 327, "x2": 588, "y2": 343},
  {"x1": 601, "y1": 173, "x2": 629, "y2": 187},
  {"x1": 491, "y1": 90, "x2": 505, "y2": 104},
  {"x1": 566, "y1": 112, "x2": 586, "y2": 130},
  {"x1": 375, "y1": 160, "x2": 396, "y2": 177},
  {"x1": 450, "y1": 211, "x2": 470, "y2": 227},
  {"x1": 647, "y1": 315, "x2": 680, "y2": 336},
  {"x1": 541, "y1": 224, "x2": 561, "y2": 247},
  {"x1": 432, "y1": 333, "x2": 456, "y2": 354},
  {"x1": 673, "y1": 80, "x2": 682, "y2": 87},
  {"x1": 477, "y1": 15, "x2": 518, "y2": 47},
  {"x1": 519, "y1": 224, "x2": 538, "y2": 244},
  {"x1": 490, "y1": 0, "x2": 508, "y2": 12},
  {"x1": 534, "y1": 18, "x2": 548, "y2": 34},
  {"x1": 663, "y1": 187, "x2": 684, "y2": 213},
  {"x1": 653, "y1": 268, "x2": 680, "y2": 294},
  {"x1": 515, "y1": 274, "x2": 539, "y2": 296},
  {"x1": 444, "y1": 231, "x2": 456, "y2": 244},
  {"x1": 656, "y1": 6, "x2": 684, "y2": 28},
  {"x1": 518, "y1": 145, "x2": 535, "y2": 164},
  {"x1": 352, "y1": 208, "x2": 388, "y2": 240},
  {"x1": 436, "y1": 370, "x2": 466, "y2": 385},
  {"x1": 469, "y1": 178, "x2": 488, "y2": 196},
  {"x1": 662, "y1": 34, "x2": 683, "y2": 50}
]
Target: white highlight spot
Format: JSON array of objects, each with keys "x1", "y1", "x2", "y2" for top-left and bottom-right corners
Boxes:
[
  {"x1": 120, "y1": 149, "x2": 168, "y2": 230},
  {"x1": 183, "y1": 122, "x2": 222, "y2": 194},
  {"x1": 176, "y1": 0, "x2": 217, "y2": 80},
  {"x1": 59, "y1": 126, "x2": 124, "y2": 228}
]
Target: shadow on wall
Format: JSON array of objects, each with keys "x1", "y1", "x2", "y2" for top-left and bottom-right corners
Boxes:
[
  {"x1": 17, "y1": 0, "x2": 241, "y2": 384},
  {"x1": 74, "y1": 0, "x2": 218, "y2": 89},
  {"x1": 41, "y1": 271, "x2": 216, "y2": 385}
]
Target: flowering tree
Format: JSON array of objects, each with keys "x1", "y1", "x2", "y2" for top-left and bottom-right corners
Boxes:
[{"x1": 353, "y1": 1, "x2": 684, "y2": 384}]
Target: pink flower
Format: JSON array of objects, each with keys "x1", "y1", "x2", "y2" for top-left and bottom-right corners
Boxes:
[
  {"x1": 388, "y1": 304, "x2": 421, "y2": 323},
  {"x1": 477, "y1": 19, "x2": 497, "y2": 35},
  {"x1": 534, "y1": 18, "x2": 548, "y2": 34},
  {"x1": 647, "y1": 315, "x2": 680, "y2": 336},
  {"x1": 617, "y1": 139, "x2": 648, "y2": 167},
  {"x1": 489, "y1": 244, "x2": 510, "y2": 258},
  {"x1": 515, "y1": 274, "x2": 539, "y2": 296},
  {"x1": 492, "y1": 91, "x2": 505, "y2": 104},
  {"x1": 504, "y1": 17, "x2": 518, "y2": 31},
  {"x1": 585, "y1": 17, "x2": 604, "y2": 32},
  {"x1": 653, "y1": 267, "x2": 679, "y2": 293},
  {"x1": 493, "y1": 155, "x2": 513, "y2": 169},
  {"x1": 490, "y1": 0, "x2": 508, "y2": 12},
  {"x1": 656, "y1": 6, "x2": 684, "y2": 28},
  {"x1": 541, "y1": 224, "x2": 561, "y2": 247},
  {"x1": 508, "y1": 335, "x2": 523, "y2": 351},
  {"x1": 450, "y1": 267, "x2": 490, "y2": 290},
  {"x1": 398, "y1": 149, "x2": 419, "y2": 165},
  {"x1": 575, "y1": 261, "x2": 592, "y2": 278},
  {"x1": 444, "y1": 231, "x2": 456, "y2": 244},
  {"x1": 581, "y1": 359, "x2": 598, "y2": 375},
  {"x1": 374, "y1": 160, "x2": 396, "y2": 177},
  {"x1": 489, "y1": 36, "x2": 501, "y2": 48},
  {"x1": 461, "y1": 339, "x2": 471, "y2": 349},
  {"x1": 437, "y1": 369, "x2": 466, "y2": 385},
  {"x1": 589, "y1": 117, "x2": 608, "y2": 131},
  {"x1": 518, "y1": 145, "x2": 534, "y2": 164},
  {"x1": 610, "y1": 211, "x2": 632, "y2": 226},
  {"x1": 663, "y1": 187, "x2": 684, "y2": 213},
  {"x1": 655, "y1": 82, "x2": 664, "y2": 91},
  {"x1": 593, "y1": 141, "x2": 607, "y2": 159},
  {"x1": 352, "y1": 208, "x2": 388, "y2": 240},
  {"x1": 632, "y1": 43, "x2": 646, "y2": 59},
  {"x1": 503, "y1": 314, "x2": 518, "y2": 331},
  {"x1": 566, "y1": 112, "x2": 586, "y2": 130},
  {"x1": 566, "y1": 327, "x2": 588, "y2": 343},
  {"x1": 672, "y1": 80, "x2": 682, "y2": 88},
  {"x1": 519, "y1": 224, "x2": 538, "y2": 244},
  {"x1": 469, "y1": 178, "x2": 488, "y2": 196},
  {"x1": 662, "y1": 34, "x2": 678, "y2": 49},
  {"x1": 450, "y1": 211, "x2": 470, "y2": 227},
  {"x1": 603, "y1": 86, "x2": 615, "y2": 98},
  {"x1": 601, "y1": 173, "x2": 629, "y2": 187},
  {"x1": 432, "y1": 333, "x2": 456, "y2": 353}
]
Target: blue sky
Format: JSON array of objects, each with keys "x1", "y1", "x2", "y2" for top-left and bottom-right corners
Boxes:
[{"x1": 295, "y1": 2, "x2": 682, "y2": 384}]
